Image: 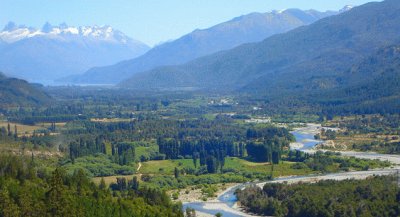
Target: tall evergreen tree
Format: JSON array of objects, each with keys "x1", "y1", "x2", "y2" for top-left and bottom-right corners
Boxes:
[
  {"x1": 7, "y1": 123, "x2": 11, "y2": 137},
  {"x1": 47, "y1": 168, "x2": 70, "y2": 217},
  {"x1": 174, "y1": 167, "x2": 180, "y2": 179}
]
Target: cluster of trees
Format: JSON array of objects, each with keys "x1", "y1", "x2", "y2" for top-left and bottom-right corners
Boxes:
[
  {"x1": 315, "y1": 129, "x2": 337, "y2": 140},
  {"x1": 284, "y1": 151, "x2": 389, "y2": 172},
  {"x1": 157, "y1": 138, "x2": 245, "y2": 159},
  {"x1": 61, "y1": 154, "x2": 135, "y2": 177},
  {"x1": 0, "y1": 123, "x2": 18, "y2": 141},
  {"x1": 111, "y1": 142, "x2": 136, "y2": 165},
  {"x1": 158, "y1": 138, "x2": 243, "y2": 173},
  {"x1": 69, "y1": 136, "x2": 107, "y2": 161},
  {"x1": 236, "y1": 176, "x2": 400, "y2": 217},
  {"x1": 156, "y1": 126, "x2": 293, "y2": 173},
  {"x1": 69, "y1": 137, "x2": 136, "y2": 166},
  {"x1": 285, "y1": 150, "x2": 310, "y2": 162},
  {"x1": 322, "y1": 129, "x2": 337, "y2": 140},
  {"x1": 0, "y1": 155, "x2": 183, "y2": 217},
  {"x1": 245, "y1": 128, "x2": 294, "y2": 163},
  {"x1": 246, "y1": 140, "x2": 282, "y2": 163}
]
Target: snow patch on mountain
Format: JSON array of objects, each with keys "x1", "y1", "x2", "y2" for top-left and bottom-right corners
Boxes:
[{"x1": 340, "y1": 5, "x2": 354, "y2": 12}]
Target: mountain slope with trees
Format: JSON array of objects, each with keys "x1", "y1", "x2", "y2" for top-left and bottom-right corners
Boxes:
[
  {"x1": 67, "y1": 8, "x2": 346, "y2": 84},
  {"x1": 120, "y1": 0, "x2": 400, "y2": 98},
  {"x1": 0, "y1": 72, "x2": 51, "y2": 108}
]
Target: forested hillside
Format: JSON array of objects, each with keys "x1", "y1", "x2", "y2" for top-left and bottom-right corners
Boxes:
[
  {"x1": 120, "y1": 0, "x2": 400, "y2": 96},
  {"x1": 0, "y1": 72, "x2": 51, "y2": 108},
  {"x1": 306, "y1": 44, "x2": 400, "y2": 115},
  {"x1": 68, "y1": 8, "x2": 342, "y2": 84}
]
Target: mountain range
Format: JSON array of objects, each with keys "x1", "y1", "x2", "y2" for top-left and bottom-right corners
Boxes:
[
  {"x1": 0, "y1": 22, "x2": 149, "y2": 83},
  {"x1": 119, "y1": 0, "x2": 400, "y2": 101},
  {"x1": 66, "y1": 7, "x2": 352, "y2": 84}
]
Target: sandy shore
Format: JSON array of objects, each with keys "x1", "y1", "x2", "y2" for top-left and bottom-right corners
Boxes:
[
  {"x1": 175, "y1": 183, "x2": 238, "y2": 203},
  {"x1": 289, "y1": 142, "x2": 304, "y2": 149},
  {"x1": 292, "y1": 123, "x2": 321, "y2": 135}
]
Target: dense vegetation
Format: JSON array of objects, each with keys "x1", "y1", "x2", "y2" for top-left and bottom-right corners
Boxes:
[
  {"x1": 0, "y1": 73, "x2": 397, "y2": 217},
  {"x1": 0, "y1": 155, "x2": 183, "y2": 217},
  {"x1": 236, "y1": 176, "x2": 400, "y2": 217},
  {"x1": 285, "y1": 150, "x2": 389, "y2": 172}
]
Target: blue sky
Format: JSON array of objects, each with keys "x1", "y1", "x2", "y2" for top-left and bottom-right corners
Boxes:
[{"x1": 0, "y1": 0, "x2": 377, "y2": 46}]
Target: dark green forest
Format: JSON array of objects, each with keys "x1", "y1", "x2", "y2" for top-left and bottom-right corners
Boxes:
[
  {"x1": 0, "y1": 155, "x2": 183, "y2": 217},
  {"x1": 236, "y1": 176, "x2": 400, "y2": 217}
]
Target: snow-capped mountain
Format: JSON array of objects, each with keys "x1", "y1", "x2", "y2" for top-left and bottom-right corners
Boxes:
[
  {"x1": 0, "y1": 22, "x2": 150, "y2": 83},
  {"x1": 0, "y1": 22, "x2": 140, "y2": 44}
]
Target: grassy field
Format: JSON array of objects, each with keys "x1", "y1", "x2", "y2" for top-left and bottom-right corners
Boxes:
[
  {"x1": 92, "y1": 156, "x2": 388, "y2": 189},
  {"x1": 0, "y1": 121, "x2": 67, "y2": 137},
  {"x1": 0, "y1": 121, "x2": 43, "y2": 135},
  {"x1": 90, "y1": 118, "x2": 132, "y2": 123},
  {"x1": 140, "y1": 159, "x2": 194, "y2": 174},
  {"x1": 135, "y1": 143, "x2": 159, "y2": 160},
  {"x1": 92, "y1": 174, "x2": 137, "y2": 186},
  {"x1": 37, "y1": 122, "x2": 66, "y2": 128},
  {"x1": 140, "y1": 157, "x2": 315, "y2": 177},
  {"x1": 224, "y1": 157, "x2": 315, "y2": 177}
]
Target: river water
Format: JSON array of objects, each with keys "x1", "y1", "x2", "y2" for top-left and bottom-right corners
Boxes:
[{"x1": 183, "y1": 124, "x2": 400, "y2": 217}]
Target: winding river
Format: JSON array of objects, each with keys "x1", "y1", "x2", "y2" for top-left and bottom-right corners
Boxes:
[{"x1": 183, "y1": 124, "x2": 400, "y2": 217}]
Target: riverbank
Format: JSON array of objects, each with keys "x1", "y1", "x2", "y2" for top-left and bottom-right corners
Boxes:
[
  {"x1": 184, "y1": 124, "x2": 400, "y2": 217},
  {"x1": 304, "y1": 149, "x2": 400, "y2": 165},
  {"x1": 175, "y1": 183, "x2": 238, "y2": 203}
]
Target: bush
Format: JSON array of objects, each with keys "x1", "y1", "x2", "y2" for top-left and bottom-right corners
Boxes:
[
  {"x1": 291, "y1": 162, "x2": 308, "y2": 170},
  {"x1": 62, "y1": 154, "x2": 135, "y2": 177}
]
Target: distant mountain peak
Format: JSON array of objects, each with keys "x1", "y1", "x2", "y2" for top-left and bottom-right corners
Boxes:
[
  {"x1": 3, "y1": 21, "x2": 17, "y2": 31},
  {"x1": 41, "y1": 22, "x2": 53, "y2": 33}
]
